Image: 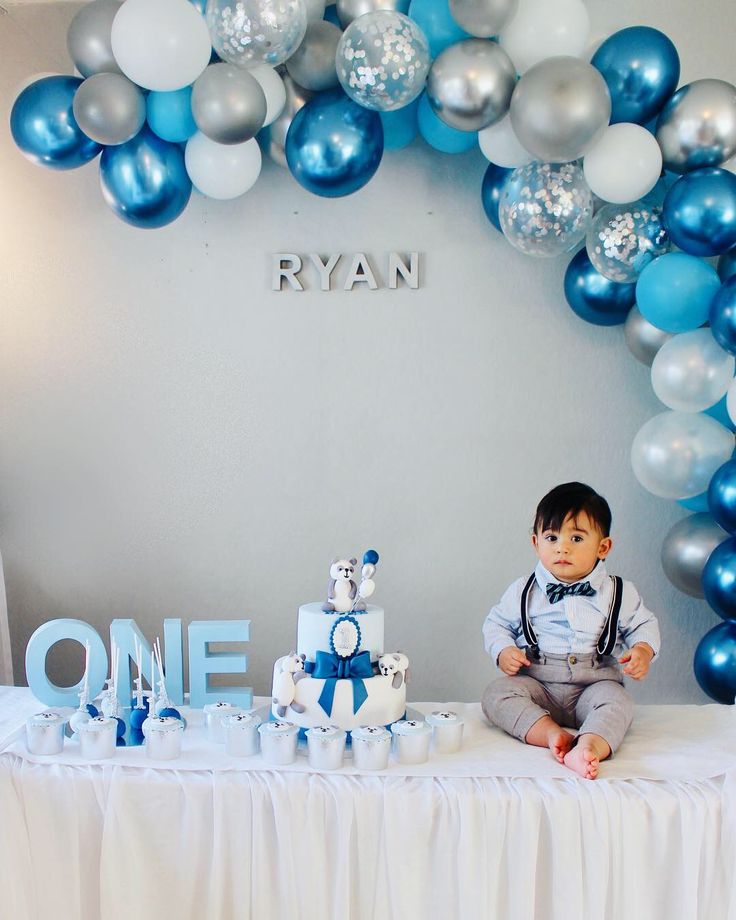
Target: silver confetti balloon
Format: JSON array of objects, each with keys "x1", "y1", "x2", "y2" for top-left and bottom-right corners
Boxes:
[
  {"x1": 586, "y1": 203, "x2": 670, "y2": 284},
  {"x1": 206, "y1": 0, "x2": 307, "y2": 68},
  {"x1": 656, "y1": 79, "x2": 736, "y2": 174},
  {"x1": 192, "y1": 63, "x2": 267, "y2": 144},
  {"x1": 72, "y1": 73, "x2": 145, "y2": 145},
  {"x1": 448, "y1": 0, "x2": 517, "y2": 38},
  {"x1": 510, "y1": 56, "x2": 611, "y2": 162},
  {"x1": 624, "y1": 307, "x2": 672, "y2": 367},
  {"x1": 336, "y1": 0, "x2": 409, "y2": 29},
  {"x1": 67, "y1": 0, "x2": 123, "y2": 78},
  {"x1": 499, "y1": 161, "x2": 594, "y2": 258},
  {"x1": 661, "y1": 513, "x2": 726, "y2": 597},
  {"x1": 286, "y1": 21, "x2": 341, "y2": 92},
  {"x1": 427, "y1": 39, "x2": 515, "y2": 132},
  {"x1": 336, "y1": 11, "x2": 429, "y2": 112},
  {"x1": 259, "y1": 72, "x2": 313, "y2": 167}
]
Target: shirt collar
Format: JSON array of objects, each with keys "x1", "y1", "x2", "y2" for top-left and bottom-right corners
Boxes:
[{"x1": 535, "y1": 559, "x2": 608, "y2": 594}]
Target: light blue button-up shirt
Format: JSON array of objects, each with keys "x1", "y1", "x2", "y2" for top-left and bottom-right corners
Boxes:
[{"x1": 482, "y1": 561, "x2": 661, "y2": 664}]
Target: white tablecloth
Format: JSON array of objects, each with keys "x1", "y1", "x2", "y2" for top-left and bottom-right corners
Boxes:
[{"x1": 1, "y1": 688, "x2": 734, "y2": 920}]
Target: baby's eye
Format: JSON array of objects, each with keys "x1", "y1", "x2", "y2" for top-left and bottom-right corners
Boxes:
[
  {"x1": 572, "y1": 535, "x2": 583, "y2": 543},
  {"x1": 544, "y1": 534, "x2": 557, "y2": 542}
]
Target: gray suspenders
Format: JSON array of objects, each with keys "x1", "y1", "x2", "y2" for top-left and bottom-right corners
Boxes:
[{"x1": 520, "y1": 573, "x2": 624, "y2": 660}]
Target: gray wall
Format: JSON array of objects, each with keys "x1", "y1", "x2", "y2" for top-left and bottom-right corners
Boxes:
[{"x1": 1, "y1": 0, "x2": 734, "y2": 704}]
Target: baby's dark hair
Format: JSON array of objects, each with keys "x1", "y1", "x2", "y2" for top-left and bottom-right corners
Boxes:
[{"x1": 533, "y1": 482, "x2": 612, "y2": 537}]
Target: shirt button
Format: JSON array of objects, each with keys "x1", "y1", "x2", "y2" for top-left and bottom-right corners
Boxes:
[{"x1": 568, "y1": 655, "x2": 577, "y2": 665}]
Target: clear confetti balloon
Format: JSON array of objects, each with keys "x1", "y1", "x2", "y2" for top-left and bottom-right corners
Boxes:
[
  {"x1": 336, "y1": 11, "x2": 430, "y2": 112},
  {"x1": 586, "y1": 202, "x2": 670, "y2": 283},
  {"x1": 499, "y1": 161, "x2": 594, "y2": 258},
  {"x1": 206, "y1": 0, "x2": 308, "y2": 68}
]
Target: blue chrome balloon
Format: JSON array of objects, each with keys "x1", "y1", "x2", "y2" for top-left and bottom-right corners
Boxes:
[
  {"x1": 285, "y1": 89, "x2": 384, "y2": 198},
  {"x1": 710, "y1": 277, "x2": 736, "y2": 356},
  {"x1": 663, "y1": 168, "x2": 736, "y2": 257},
  {"x1": 708, "y1": 459, "x2": 736, "y2": 535},
  {"x1": 324, "y1": 4, "x2": 340, "y2": 27},
  {"x1": 481, "y1": 161, "x2": 512, "y2": 232},
  {"x1": 719, "y1": 248, "x2": 736, "y2": 282},
  {"x1": 702, "y1": 536, "x2": 736, "y2": 620},
  {"x1": 10, "y1": 75, "x2": 102, "y2": 170},
  {"x1": 147, "y1": 87, "x2": 198, "y2": 143},
  {"x1": 636, "y1": 252, "x2": 721, "y2": 333},
  {"x1": 407, "y1": 0, "x2": 470, "y2": 59},
  {"x1": 591, "y1": 27, "x2": 680, "y2": 126},
  {"x1": 417, "y1": 92, "x2": 477, "y2": 154},
  {"x1": 564, "y1": 248, "x2": 636, "y2": 326},
  {"x1": 693, "y1": 620, "x2": 736, "y2": 703},
  {"x1": 380, "y1": 97, "x2": 419, "y2": 150},
  {"x1": 100, "y1": 127, "x2": 192, "y2": 228}
]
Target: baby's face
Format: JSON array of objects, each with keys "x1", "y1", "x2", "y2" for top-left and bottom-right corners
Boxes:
[{"x1": 532, "y1": 511, "x2": 612, "y2": 583}]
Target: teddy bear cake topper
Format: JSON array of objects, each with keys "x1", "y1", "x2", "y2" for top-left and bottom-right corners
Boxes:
[{"x1": 322, "y1": 550, "x2": 380, "y2": 614}]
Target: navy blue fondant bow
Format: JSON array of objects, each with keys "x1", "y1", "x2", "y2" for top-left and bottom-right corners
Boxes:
[
  {"x1": 311, "y1": 649, "x2": 373, "y2": 718},
  {"x1": 545, "y1": 580, "x2": 596, "y2": 604}
]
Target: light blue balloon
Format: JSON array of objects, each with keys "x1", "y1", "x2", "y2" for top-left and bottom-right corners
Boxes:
[
  {"x1": 10, "y1": 75, "x2": 102, "y2": 170},
  {"x1": 407, "y1": 0, "x2": 469, "y2": 59},
  {"x1": 100, "y1": 127, "x2": 192, "y2": 228},
  {"x1": 380, "y1": 97, "x2": 419, "y2": 150},
  {"x1": 678, "y1": 491, "x2": 710, "y2": 512},
  {"x1": 285, "y1": 89, "x2": 384, "y2": 198},
  {"x1": 635, "y1": 252, "x2": 721, "y2": 333},
  {"x1": 705, "y1": 394, "x2": 736, "y2": 432},
  {"x1": 147, "y1": 87, "x2": 197, "y2": 143},
  {"x1": 25, "y1": 619, "x2": 108, "y2": 707},
  {"x1": 417, "y1": 92, "x2": 477, "y2": 154},
  {"x1": 663, "y1": 167, "x2": 736, "y2": 257}
]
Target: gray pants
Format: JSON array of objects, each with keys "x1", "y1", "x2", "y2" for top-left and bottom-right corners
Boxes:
[{"x1": 482, "y1": 652, "x2": 634, "y2": 753}]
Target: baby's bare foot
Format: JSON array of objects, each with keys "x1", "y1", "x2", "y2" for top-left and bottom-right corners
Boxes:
[
  {"x1": 547, "y1": 729, "x2": 575, "y2": 763},
  {"x1": 563, "y1": 742, "x2": 600, "y2": 779}
]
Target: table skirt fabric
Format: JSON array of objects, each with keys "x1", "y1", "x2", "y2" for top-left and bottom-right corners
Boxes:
[{"x1": 1, "y1": 688, "x2": 735, "y2": 920}]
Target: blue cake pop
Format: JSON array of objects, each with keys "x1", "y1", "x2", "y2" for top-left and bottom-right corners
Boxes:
[{"x1": 363, "y1": 550, "x2": 379, "y2": 565}]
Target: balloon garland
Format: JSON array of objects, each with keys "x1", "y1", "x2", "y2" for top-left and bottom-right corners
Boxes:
[{"x1": 9, "y1": 0, "x2": 736, "y2": 703}]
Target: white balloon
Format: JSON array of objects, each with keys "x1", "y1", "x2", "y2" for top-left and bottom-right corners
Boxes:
[
  {"x1": 249, "y1": 64, "x2": 287, "y2": 127},
  {"x1": 651, "y1": 329, "x2": 735, "y2": 412},
  {"x1": 111, "y1": 0, "x2": 211, "y2": 91},
  {"x1": 358, "y1": 578, "x2": 375, "y2": 598},
  {"x1": 498, "y1": 0, "x2": 589, "y2": 74},
  {"x1": 727, "y1": 377, "x2": 736, "y2": 425},
  {"x1": 478, "y1": 113, "x2": 533, "y2": 168},
  {"x1": 361, "y1": 563, "x2": 376, "y2": 579},
  {"x1": 304, "y1": 0, "x2": 327, "y2": 19},
  {"x1": 631, "y1": 411, "x2": 734, "y2": 499},
  {"x1": 583, "y1": 124, "x2": 663, "y2": 204},
  {"x1": 185, "y1": 133, "x2": 262, "y2": 199}
]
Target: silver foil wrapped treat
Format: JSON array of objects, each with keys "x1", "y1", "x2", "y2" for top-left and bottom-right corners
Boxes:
[
  {"x1": 203, "y1": 701, "x2": 243, "y2": 743},
  {"x1": 351, "y1": 725, "x2": 391, "y2": 770},
  {"x1": 77, "y1": 715, "x2": 117, "y2": 760},
  {"x1": 258, "y1": 720, "x2": 299, "y2": 765},
  {"x1": 305, "y1": 724, "x2": 347, "y2": 770},
  {"x1": 426, "y1": 710, "x2": 464, "y2": 754},
  {"x1": 390, "y1": 718, "x2": 432, "y2": 764},
  {"x1": 146, "y1": 716, "x2": 184, "y2": 761},
  {"x1": 225, "y1": 711, "x2": 262, "y2": 757},
  {"x1": 26, "y1": 711, "x2": 66, "y2": 755}
]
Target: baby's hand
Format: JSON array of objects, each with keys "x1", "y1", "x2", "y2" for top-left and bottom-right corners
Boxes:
[
  {"x1": 619, "y1": 643, "x2": 654, "y2": 680},
  {"x1": 498, "y1": 646, "x2": 531, "y2": 676}
]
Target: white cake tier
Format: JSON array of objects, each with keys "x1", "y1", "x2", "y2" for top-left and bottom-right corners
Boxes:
[
  {"x1": 297, "y1": 603, "x2": 384, "y2": 662},
  {"x1": 270, "y1": 664, "x2": 407, "y2": 733}
]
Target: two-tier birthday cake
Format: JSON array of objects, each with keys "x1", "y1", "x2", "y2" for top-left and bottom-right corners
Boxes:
[{"x1": 270, "y1": 552, "x2": 410, "y2": 733}]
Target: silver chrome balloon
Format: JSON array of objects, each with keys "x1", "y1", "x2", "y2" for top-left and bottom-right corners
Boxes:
[
  {"x1": 586, "y1": 202, "x2": 670, "y2": 283},
  {"x1": 336, "y1": 0, "x2": 409, "y2": 29},
  {"x1": 427, "y1": 38, "x2": 515, "y2": 132},
  {"x1": 259, "y1": 72, "x2": 314, "y2": 167},
  {"x1": 656, "y1": 79, "x2": 736, "y2": 174},
  {"x1": 67, "y1": 0, "x2": 123, "y2": 78},
  {"x1": 624, "y1": 307, "x2": 672, "y2": 367},
  {"x1": 510, "y1": 56, "x2": 611, "y2": 162},
  {"x1": 286, "y1": 21, "x2": 341, "y2": 92},
  {"x1": 499, "y1": 161, "x2": 594, "y2": 258},
  {"x1": 661, "y1": 512, "x2": 726, "y2": 597},
  {"x1": 207, "y1": 0, "x2": 307, "y2": 68},
  {"x1": 72, "y1": 73, "x2": 145, "y2": 146},
  {"x1": 192, "y1": 63, "x2": 267, "y2": 144},
  {"x1": 448, "y1": 0, "x2": 517, "y2": 38}
]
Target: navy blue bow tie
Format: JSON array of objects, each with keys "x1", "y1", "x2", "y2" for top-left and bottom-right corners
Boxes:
[{"x1": 545, "y1": 580, "x2": 596, "y2": 604}]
